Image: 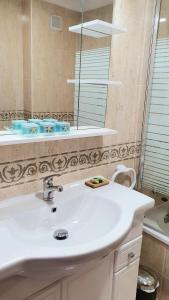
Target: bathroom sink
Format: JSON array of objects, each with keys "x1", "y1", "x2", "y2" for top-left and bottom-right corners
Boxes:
[
  {"x1": 6, "y1": 191, "x2": 121, "y2": 246},
  {"x1": 0, "y1": 180, "x2": 154, "y2": 281}
]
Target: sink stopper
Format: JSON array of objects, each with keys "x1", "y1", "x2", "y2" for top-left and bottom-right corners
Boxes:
[{"x1": 53, "y1": 229, "x2": 69, "y2": 240}]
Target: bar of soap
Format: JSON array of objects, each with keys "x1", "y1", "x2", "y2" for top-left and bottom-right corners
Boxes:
[{"x1": 85, "y1": 177, "x2": 109, "y2": 189}]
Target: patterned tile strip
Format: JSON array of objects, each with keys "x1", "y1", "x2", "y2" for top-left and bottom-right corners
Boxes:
[
  {"x1": 0, "y1": 111, "x2": 30, "y2": 121},
  {"x1": 32, "y1": 112, "x2": 74, "y2": 122},
  {"x1": 0, "y1": 111, "x2": 74, "y2": 122},
  {"x1": 0, "y1": 142, "x2": 141, "y2": 189}
]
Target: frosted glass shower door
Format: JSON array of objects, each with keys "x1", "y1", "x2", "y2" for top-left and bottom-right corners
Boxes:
[{"x1": 142, "y1": 37, "x2": 169, "y2": 196}]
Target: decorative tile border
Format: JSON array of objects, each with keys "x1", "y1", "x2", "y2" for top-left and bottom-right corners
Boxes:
[
  {"x1": 0, "y1": 111, "x2": 31, "y2": 121},
  {"x1": 0, "y1": 142, "x2": 141, "y2": 189},
  {"x1": 0, "y1": 111, "x2": 74, "y2": 122},
  {"x1": 32, "y1": 112, "x2": 74, "y2": 122}
]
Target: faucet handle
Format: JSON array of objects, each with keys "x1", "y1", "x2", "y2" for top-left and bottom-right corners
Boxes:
[
  {"x1": 43, "y1": 176, "x2": 54, "y2": 188},
  {"x1": 43, "y1": 174, "x2": 61, "y2": 188},
  {"x1": 43, "y1": 175, "x2": 63, "y2": 201}
]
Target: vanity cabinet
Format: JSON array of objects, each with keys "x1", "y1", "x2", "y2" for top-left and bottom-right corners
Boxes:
[
  {"x1": 26, "y1": 254, "x2": 113, "y2": 300},
  {"x1": 0, "y1": 234, "x2": 142, "y2": 300},
  {"x1": 26, "y1": 283, "x2": 61, "y2": 300},
  {"x1": 62, "y1": 255, "x2": 113, "y2": 300},
  {"x1": 26, "y1": 237, "x2": 142, "y2": 300}
]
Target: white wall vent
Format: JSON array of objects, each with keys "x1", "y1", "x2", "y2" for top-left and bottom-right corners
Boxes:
[{"x1": 50, "y1": 15, "x2": 62, "y2": 31}]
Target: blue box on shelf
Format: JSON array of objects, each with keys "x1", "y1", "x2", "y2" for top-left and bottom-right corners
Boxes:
[
  {"x1": 55, "y1": 121, "x2": 70, "y2": 133},
  {"x1": 11, "y1": 120, "x2": 27, "y2": 131},
  {"x1": 39, "y1": 121, "x2": 55, "y2": 135},
  {"x1": 20, "y1": 123, "x2": 40, "y2": 136}
]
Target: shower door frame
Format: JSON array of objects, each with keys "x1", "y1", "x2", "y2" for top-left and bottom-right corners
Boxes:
[{"x1": 137, "y1": 0, "x2": 162, "y2": 191}]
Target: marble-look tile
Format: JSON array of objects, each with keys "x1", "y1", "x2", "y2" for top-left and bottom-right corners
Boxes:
[
  {"x1": 31, "y1": 0, "x2": 80, "y2": 114},
  {"x1": 0, "y1": 141, "x2": 141, "y2": 192},
  {"x1": 0, "y1": 156, "x2": 140, "y2": 201},
  {"x1": 105, "y1": 0, "x2": 157, "y2": 148},
  {"x1": 158, "y1": 0, "x2": 169, "y2": 38},
  {"x1": 0, "y1": 0, "x2": 23, "y2": 112},
  {"x1": 140, "y1": 233, "x2": 167, "y2": 275},
  {"x1": 106, "y1": 82, "x2": 145, "y2": 144},
  {"x1": 109, "y1": 0, "x2": 156, "y2": 85}
]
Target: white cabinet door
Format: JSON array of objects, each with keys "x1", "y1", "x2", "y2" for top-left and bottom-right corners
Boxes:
[
  {"x1": 26, "y1": 283, "x2": 61, "y2": 300},
  {"x1": 62, "y1": 256, "x2": 113, "y2": 300},
  {"x1": 112, "y1": 259, "x2": 139, "y2": 300}
]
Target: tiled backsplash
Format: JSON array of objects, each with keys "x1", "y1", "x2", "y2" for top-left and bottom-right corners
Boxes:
[{"x1": 0, "y1": 141, "x2": 141, "y2": 190}]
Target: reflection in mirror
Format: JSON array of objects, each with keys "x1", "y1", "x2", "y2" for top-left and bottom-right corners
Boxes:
[
  {"x1": 30, "y1": 0, "x2": 82, "y2": 124},
  {"x1": 0, "y1": 0, "x2": 82, "y2": 132},
  {"x1": 0, "y1": 0, "x2": 118, "y2": 138},
  {"x1": 73, "y1": 1, "x2": 113, "y2": 128},
  {"x1": 69, "y1": 1, "x2": 126, "y2": 128}
]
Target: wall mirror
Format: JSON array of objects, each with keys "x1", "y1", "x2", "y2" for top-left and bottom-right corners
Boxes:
[{"x1": 0, "y1": 0, "x2": 125, "y2": 144}]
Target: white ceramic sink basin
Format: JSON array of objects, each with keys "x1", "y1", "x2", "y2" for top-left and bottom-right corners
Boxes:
[
  {"x1": 0, "y1": 179, "x2": 154, "y2": 281},
  {"x1": 7, "y1": 195, "x2": 121, "y2": 246}
]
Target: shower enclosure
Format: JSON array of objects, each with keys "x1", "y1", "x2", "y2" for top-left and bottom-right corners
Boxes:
[{"x1": 141, "y1": 0, "x2": 169, "y2": 238}]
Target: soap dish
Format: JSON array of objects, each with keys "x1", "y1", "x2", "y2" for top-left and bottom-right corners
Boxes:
[{"x1": 85, "y1": 177, "x2": 109, "y2": 189}]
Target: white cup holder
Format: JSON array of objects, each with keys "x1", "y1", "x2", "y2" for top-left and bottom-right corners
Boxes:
[{"x1": 111, "y1": 164, "x2": 136, "y2": 189}]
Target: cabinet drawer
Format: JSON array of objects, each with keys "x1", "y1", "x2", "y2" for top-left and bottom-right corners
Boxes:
[
  {"x1": 114, "y1": 236, "x2": 142, "y2": 272},
  {"x1": 112, "y1": 259, "x2": 139, "y2": 300}
]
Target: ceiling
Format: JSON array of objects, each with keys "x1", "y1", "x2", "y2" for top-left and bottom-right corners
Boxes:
[{"x1": 44, "y1": 0, "x2": 113, "y2": 12}]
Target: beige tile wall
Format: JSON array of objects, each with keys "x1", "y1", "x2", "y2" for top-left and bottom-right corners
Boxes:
[
  {"x1": 158, "y1": 0, "x2": 169, "y2": 38},
  {"x1": 23, "y1": 0, "x2": 32, "y2": 113},
  {"x1": 31, "y1": 0, "x2": 80, "y2": 113},
  {"x1": 0, "y1": 0, "x2": 79, "y2": 127},
  {"x1": 0, "y1": 0, "x2": 156, "y2": 202},
  {"x1": 0, "y1": 139, "x2": 141, "y2": 200},
  {"x1": 0, "y1": 0, "x2": 23, "y2": 111},
  {"x1": 106, "y1": 0, "x2": 157, "y2": 144},
  {"x1": 82, "y1": 5, "x2": 113, "y2": 50}
]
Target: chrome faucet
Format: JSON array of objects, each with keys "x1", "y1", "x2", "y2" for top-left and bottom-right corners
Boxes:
[{"x1": 43, "y1": 176, "x2": 63, "y2": 201}]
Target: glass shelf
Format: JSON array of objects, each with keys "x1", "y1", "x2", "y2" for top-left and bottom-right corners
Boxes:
[
  {"x1": 67, "y1": 79, "x2": 122, "y2": 86},
  {"x1": 69, "y1": 19, "x2": 127, "y2": 38}
]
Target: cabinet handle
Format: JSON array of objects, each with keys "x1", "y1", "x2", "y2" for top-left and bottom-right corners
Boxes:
[{"x1": 128, "y1": 252, "x2": 135, "y2": 259}]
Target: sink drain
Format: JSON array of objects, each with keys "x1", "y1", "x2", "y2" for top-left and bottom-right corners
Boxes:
[{"x1": 53, "y1": 229, "x2": 69, "y2": 240}]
